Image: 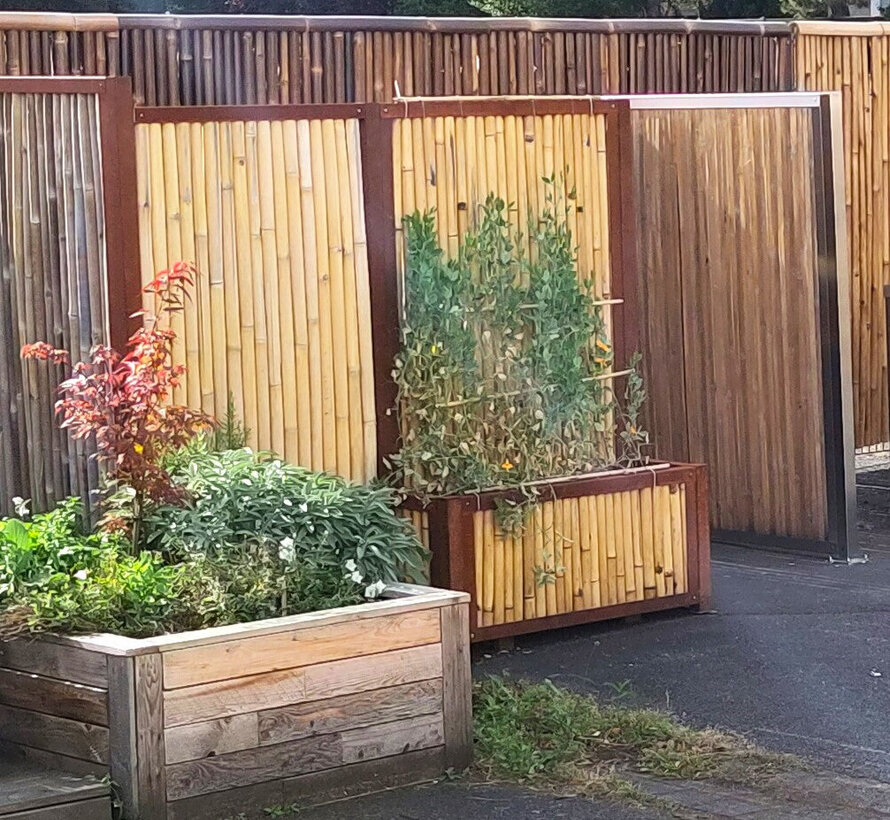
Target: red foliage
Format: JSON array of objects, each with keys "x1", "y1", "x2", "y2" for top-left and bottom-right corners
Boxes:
[{"x1": 22, "y1": 262, "x2": 214, "y2": 515}]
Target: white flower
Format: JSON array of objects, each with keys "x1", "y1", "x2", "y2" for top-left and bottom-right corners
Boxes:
[
  {"x1": 350, "y1": 570, "x2": 364, "y2": 584},
  {"x1": 283, "y1": 499, "x2": 293, "y2": 507},
  {"x1": 11, "y1": 497, "x2": 29, "y2": 517},
  {"x1": 364, "y1": 580, "x2": 387, "y2": 599},
  {"x1": 278, "y1": 537, "x2": 296, "y2": 563},
  {"x1": 345, "y1": 559, "x2": 357, "y2": 572},
  {"x1": 299, "y1": 502, "x2": 308, "y2": 513},
  {"x1": 73, "y1": 569, "x2": 89, "y2": 581}
]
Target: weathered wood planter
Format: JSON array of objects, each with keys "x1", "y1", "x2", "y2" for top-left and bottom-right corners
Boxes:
[
  {"x1": 402, "y1": 463, "x2": 710, "y2": 642},
  {"x1": 0, "y1": 585, "x2": 471, "y2": 820}
]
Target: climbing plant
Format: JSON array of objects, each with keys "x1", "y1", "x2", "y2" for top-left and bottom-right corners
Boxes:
[{"x1": 388, "y1": 187, "x2": 649, "y2": 511}]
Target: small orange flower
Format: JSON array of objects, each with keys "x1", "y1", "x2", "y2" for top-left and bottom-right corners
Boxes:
[{"x1": 501, "y1": 460, "x2": 514, "y2": 471}]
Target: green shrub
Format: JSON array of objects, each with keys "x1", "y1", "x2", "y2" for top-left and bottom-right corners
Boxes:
[
  {"x1": 0, "y1": 451, "x2": 427, "y2": 638},
  {"x1": 145, "y1": 447, "x2": 428, "y2": 589},
  {"x1": 0, "y1": 500, "x2": 188, "y2": 638}
]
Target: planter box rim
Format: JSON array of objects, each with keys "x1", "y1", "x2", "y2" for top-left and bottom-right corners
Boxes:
[
  {"x1": 409, "y1": 460, "x2": 705, "y2": 502},
  {"x1": 24, "y1": 583, "x2": 467, "y2": 657}
]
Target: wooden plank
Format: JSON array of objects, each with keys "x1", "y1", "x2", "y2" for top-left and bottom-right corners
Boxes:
[
  {"x1": 0, "y1": 668, "x2": 107, "y2": 726},
  {"x1": 164, "y1": 643, "x2": 442, "y2": 728},
  {"x1": 0, "y1": 705, "x2": 108, "y2": 765},
  {"x1": 162, "y1": 607, "x2": 441, "y2": 690},
  {"x1": 165, "y1": 714, "x2": 259, "y2": 765},
  {"x1": 0, "y1": 757, "x2": 108, "y2": 815},
  {"x1": 60, "y1": 585, "x2": 462, "y2": 658},
  {"x1": 257, "y1": 679, "x2": 442, "y2": 747},
  {"x1": 439, "y1": 604, "x2": 472, "y2": 770},
  {"x1": 0, "y1": 796, "x2": 111, "y2": 820},
  {"x1": 134, "y1": 654, "x2": 166, "y2": 820},
  {"x1": 165, "y1": 733, "x2": 342, "y2": 801},
  {"x1": 0, "y1": 642, "x2": 107, "y2": 688},
  {"x1": 165, "y1": 746, "x2": 447, "y2": 820},
  {"x1": 340, "y1": 714, "x2": 444, "y2": 764},
  {"x1": 0, "y1": 743, "x2": 106, "y2": 779},
  {"x1": 105, "y1": 656, "x2": 137, "y2": 817}
]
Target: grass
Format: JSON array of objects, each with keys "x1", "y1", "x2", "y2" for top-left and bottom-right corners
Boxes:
[{"x1": 472, "y1": 676, "x2": 799, "y2": 808}]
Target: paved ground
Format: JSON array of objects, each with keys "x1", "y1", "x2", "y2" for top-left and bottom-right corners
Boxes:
[{"x1": 301, "y1": 476, "x2": 890, "y2": 819}]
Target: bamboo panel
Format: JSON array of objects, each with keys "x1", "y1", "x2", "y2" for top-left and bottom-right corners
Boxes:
[
  {"x1": 135, "y1": 116, "x2": 376, "y2": 482},
  {"x1": 0, "y1": 18, "x2": 791, "y2": 104},
  {"x1": 398, "y1": 508, "x2": 430, "y2": 550},
  {"x1": 634, "y1": 106, "x2": 827, "y2": 540},
  {"x1": 469, "y1": 484, "x2": 687, "y2": 627},
  {"x1": 392, "y1": 111, "x2": 611, "y2": 303},
  {"x1": 795, "y1": 29, "x2": 890, "y2": 449},
  {"x1": 0, "y1": 91, "x2": 106, "y2": 515}
]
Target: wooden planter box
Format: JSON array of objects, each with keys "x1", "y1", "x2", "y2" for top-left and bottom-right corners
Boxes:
[
  {"x1": 401, "y1": 463, "x2": 710, "y2": 642},
  {"x1": 0, "y1": 585, "x2": 471, "y2": 820}
]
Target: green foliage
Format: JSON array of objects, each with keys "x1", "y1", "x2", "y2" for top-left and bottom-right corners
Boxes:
[
  {"x1": 145, "y1": 446, "x2": 429, "y2": 587},
  {"x1": 0, "y1": 500, "x2": 187, "y2": 638},
  {"x1": 390, "y1": 189, "x2": 648, "y2": 499},
  {"x1": 473, "y1": 676, "x2": 797, "y2": 787}
]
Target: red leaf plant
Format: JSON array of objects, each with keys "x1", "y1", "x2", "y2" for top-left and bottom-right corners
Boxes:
[{"x1": 22, "y1": 263, "x2": 214, "y2": 543}]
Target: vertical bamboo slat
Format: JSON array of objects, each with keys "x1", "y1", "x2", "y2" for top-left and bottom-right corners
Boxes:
[{"x1": 0, "y1": 91, "x2": 107, "y2": 514}]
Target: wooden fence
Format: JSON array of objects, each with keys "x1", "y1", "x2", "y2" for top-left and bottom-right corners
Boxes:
[{"x1": 631, "y1": 94, "x2": 855, "y2": 556}]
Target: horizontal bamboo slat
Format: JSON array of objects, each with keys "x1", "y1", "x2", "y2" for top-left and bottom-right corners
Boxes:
[
  {"x1": 471, "y1": 482, "x2": 687, "y2": 627},
  {"x1": 135, "y1": 116, "x2": 377, "y2": 482}
]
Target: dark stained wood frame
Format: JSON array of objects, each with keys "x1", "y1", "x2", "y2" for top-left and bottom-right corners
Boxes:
[{"x1": 402, "y1": 463, "x2": 710, "y2": 643}]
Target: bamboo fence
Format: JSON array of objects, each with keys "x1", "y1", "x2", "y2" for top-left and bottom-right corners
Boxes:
[
  {"x1": 0, "y1": 16, "x2": 792, "y2": 104},
  {"x1": 390, "y1": 109, "x2": 611, "y2": 298},
  {"x1": 0, "y1": 90, "x2": 106, "y2": 514},
  {"x1": 634, "y1": 104, "x2": 828, "y2": 539},
  {"x1": 794, "y1": 22, "x2": 890, "y2": 449},
  {"x1": 402, "y1": 483, "x2": 688, "y2": 627},
  {"x1": 135, "y1": 114, "x2": 377, "y2": 483}
]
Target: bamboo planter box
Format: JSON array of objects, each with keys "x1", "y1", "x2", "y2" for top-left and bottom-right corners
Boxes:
[
  {"x1": 0, "y1": 585, "x2": 472, "y2": 820},
  {"x1": 402, "y1": 463, "x2": 710, "y2": 642}
]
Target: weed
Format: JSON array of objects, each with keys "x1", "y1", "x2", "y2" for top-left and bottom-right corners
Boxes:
[{"x1": 473, "y1": 676, "x2": 798, "y2": 806}]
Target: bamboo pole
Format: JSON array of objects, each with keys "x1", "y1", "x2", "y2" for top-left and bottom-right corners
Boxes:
[
  {"x1": 552, "y1": 496, "x2": 566, "y2": 613},
  {"x1": 189, "y1": 123, "x2": 216, "y2": 417},
  {"x1": 270, "y1": 120, "x2": 297, "y2": 462},
  {"x1": 542, "y1": 499, "x2": 557, "y2": 615},
  {"x1": 533, "y1": 502, "x2": 547, "y2": 617},
  {"x1": 474, "y1": 509, "x2": 484, "y2": 628},
  {"x1": 570, "y1": 496, "x2": 583, "y2": 611},
  {"x1": 670, "y1": 484, "x2": 686, "y2": 594},
  {"x1": 231, "y1": 121, "x2": 259, "y2": 448},
  {"x1": 482, "y1": 509, "x2": 495, "y2": 627}
]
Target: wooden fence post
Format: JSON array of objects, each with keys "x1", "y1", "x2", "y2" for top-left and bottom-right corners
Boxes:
[{"x1": 359, "y1": 104, "x2": 400, "y2": 475}]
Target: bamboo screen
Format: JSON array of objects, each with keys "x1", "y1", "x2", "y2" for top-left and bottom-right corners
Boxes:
[
  {"x1": 633, "y1": 105, "x2": 827, "y2": 540},
  {"x1": 0, "y1": 16, "x2": 792, "y2": 105},
  {"x1": 401, "y1": 485, "x2": 688, "y2": 627},
  {"x1": 795, "y1": 24, "x2": 890, "y2": 449},
  {"x1": 391, "y1": 111, "x2": 611, "y2": 303},
  {"x1": 135, "y1": 116, "x2": 377, "y2": 483},
  {"x1": 0, "y1": 91, "x2": 107, "y2": 513}
]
